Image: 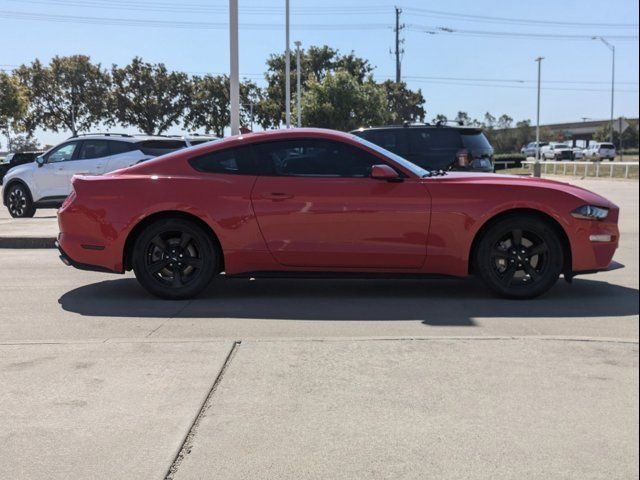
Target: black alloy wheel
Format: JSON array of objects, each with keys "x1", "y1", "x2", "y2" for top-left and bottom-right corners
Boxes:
[
  {"x1": 475, "y1": 216, "x2": 564, "y2": 299},
  {"x1": 132, "y1": 218, "x2": 218, "y2": 299}
]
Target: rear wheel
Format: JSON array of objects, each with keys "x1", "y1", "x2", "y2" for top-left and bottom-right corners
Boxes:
[
  {"x1": 132, "y1": 218, "x2": 218, "y2": 299},
  {"x1": 474, "y1": 216, "x2": 564, "y2": 299},
  {"x1": 6, "y1": 183, "x2": 36, "y2": 218}
]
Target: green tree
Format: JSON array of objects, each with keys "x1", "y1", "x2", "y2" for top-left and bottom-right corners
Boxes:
[
  {"x1": 0, "y1": 71, "x2": 27, "y2": 132},
  {"x1": 301, "y1": 71, "x2": 387, "y2": 131},
  {"x1": 379, "y1": 80, "x2": 425, "y2": 124},
  {"x1": 259, "y1": 45, "x2": 375, "y2": 128},
  {"x1": 594, "y1": 120, "x2": 639, "y2": 149},
  {"x1": 185, "y1": 74, "x2": 262, "y2": 136},
  {"x1": 15, "y1": 55, "x2": 111, "y2": 136},
  {"x1": 7, "y1": 133, "x2": 40, "y2": 153},
  {"x1": 431, "y1": 114, "x2": 448, "y2": 125},
  {"x1": 110, "y1": 57, "x2": 191, "y2": 135}
]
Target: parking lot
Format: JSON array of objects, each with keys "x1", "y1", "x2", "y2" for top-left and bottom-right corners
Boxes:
[{"x1": 1, "y1": 177, "x2": 638, "y2": 479}]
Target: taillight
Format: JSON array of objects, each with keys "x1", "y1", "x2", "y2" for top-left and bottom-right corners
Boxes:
[{"x1": 456, "y1": 149, "x2": 471, "y2": 168}]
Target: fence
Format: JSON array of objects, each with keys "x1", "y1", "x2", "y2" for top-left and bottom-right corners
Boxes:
[{"x1": 520, "y1": 160, "x2": 638, "y2": 179}]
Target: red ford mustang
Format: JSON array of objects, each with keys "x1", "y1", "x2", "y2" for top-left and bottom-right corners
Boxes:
[{"x1": 56, "y1": 128, "x2": 620, "y2": 300}]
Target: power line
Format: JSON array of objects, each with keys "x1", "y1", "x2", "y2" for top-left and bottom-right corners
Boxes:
[
  {"x1": 2, "y1": 0, "x2": 391, "y2": 15},
  {"x1": 403, "y1": 6, "x2": 640, "y2": 29},
  {"x1": 407, "y1": 25, "x2": 639, "y2": 41},
  {"x1": 0, "y1": 10, "x2": 390, "y2": 30}
]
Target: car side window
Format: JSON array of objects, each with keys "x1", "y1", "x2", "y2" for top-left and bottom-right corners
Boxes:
[
  {"x1": 47, "y1": 143, "x2": 78, "y2": 163},
  {"x1": 254, "y1": 139, "x2": 377, "y2": 178},
  {"x1": 109, "y1": 141, "x2": 135, "y2": 155},
  {"x1": 189, "y1": 146, "x2": 258, "y2": 175},
  {"x1": 77, "y1": 140, "x2": 110, "y2": 160},
  {"x1": 363, "y1": 131, "x2": 406, "y2": 156}
]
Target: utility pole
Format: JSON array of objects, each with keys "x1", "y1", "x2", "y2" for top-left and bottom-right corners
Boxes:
[
  {"x1": 534, "y1": 56, "x2": 544, "y2": 178},
  {"x1": 394, "y1": 7, "x2": 404, "y2": 83},
  {"x1": 593, "y1": 36, "x2": 615, "y2": 144},
  {"x1": 229, "y1": 0, "x2": 240, "y2": 135},
  {"x1": 294, "y1": 40, "x2": 302, "y2": 128},
  {"x1": 285, "y1": 0, "x2": 291, "y2": 128}
]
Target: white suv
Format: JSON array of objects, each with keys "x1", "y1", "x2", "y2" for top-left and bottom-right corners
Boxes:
[
  {"x1": 2, "y1": 134, "x2": 188, "y2": 218},
  {"x1": 584, "y1": 142, "x2": 616, "y2": 161}
]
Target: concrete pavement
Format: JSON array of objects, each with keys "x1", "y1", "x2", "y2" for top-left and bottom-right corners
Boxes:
[
  {"x1": 173, "y1": 338, "x2": 639, "y2": 480},
  {"x1": 0, "y1": 177, "x2": 637, "y2": 479},
  {"x1": 0, "y1": 207, "x2": 57, "y2": 247}
]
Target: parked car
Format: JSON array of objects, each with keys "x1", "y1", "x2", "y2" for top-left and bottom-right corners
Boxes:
[
  {"x1": 520, "y1": 142, "x2": 548, "y2": 157},
  {"x1": 351, "y1": 123, "x2": 494, "y2": 172},
  {"x1": 1, "y1": 134, "x2": 188, "y2": 218},
  {"x1": 572, "y1": 147, "x2": 585, "y2": 160},
  {"x1": 0, "y1": 151, "x2": 45, "y2": 185},
  {"x1": 584, "y1": 142, "x2": 616, "y2": 161},
  {"x1": 183, "y1": 134, "x2": 221, "y2": 147},
  {"x1": 541, "y1": 142, "x2": 575, "y2": 161},
  {"x1": 56, "y1": 128, "x2": 620, "y2": 300}
]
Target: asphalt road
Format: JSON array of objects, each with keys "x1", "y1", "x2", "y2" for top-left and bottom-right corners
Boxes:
[{"x1": 1, "y1": 177, "x2": 638, "y2": 479}]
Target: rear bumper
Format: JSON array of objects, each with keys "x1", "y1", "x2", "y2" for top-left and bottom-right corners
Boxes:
[{"x1": 56, "y1": 240, "x2": 120, "y2": 274}]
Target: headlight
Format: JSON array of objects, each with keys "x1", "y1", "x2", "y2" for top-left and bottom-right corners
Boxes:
[{"x1": 571, "y1": 205, "x2": 609, "y2": 220}]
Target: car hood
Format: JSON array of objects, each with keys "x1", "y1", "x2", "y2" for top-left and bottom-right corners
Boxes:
[
  {"x1": 2, "y1": 162, "x2": 35, "y2": 180},
  {"x1": 422, "y1": 172, "x2": 616, "y2": 209}
]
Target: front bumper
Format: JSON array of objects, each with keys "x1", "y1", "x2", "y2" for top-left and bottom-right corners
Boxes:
[{"x1": 568, "y1": 260, "x2": 624, "y2": 280}]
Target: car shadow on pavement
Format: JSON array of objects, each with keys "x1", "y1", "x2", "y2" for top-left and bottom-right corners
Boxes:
[{"x1": 58, "y1": 276, "x2": 639, "y2": 326}]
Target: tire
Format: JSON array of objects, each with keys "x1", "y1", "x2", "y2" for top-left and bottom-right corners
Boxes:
[
  {"x1": 6, "y1": 183, "x2": 36, "y2": 218},
  {"x1": 473, "y1": 216, "x2": 564, "y2": 299},
  {"x1": 132, "y1": 218, "x2": 219, "y2": 299}
]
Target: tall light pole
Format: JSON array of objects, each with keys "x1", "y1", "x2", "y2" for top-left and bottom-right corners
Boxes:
[
  {"x1": 229, "y1": 0, "x2": 240, "y2": 135},
  {"x1": 294, "y1": 40, "x2": 302, "y2": 127},
  {"x1": 592, "y1": 36, "x2": 615, "y2": 144},
  {"x1": 284, "y1": 0, "x2": 291, "y2": 128},
  {"x1": 534, "y1": 56, "x2": 544, "y2": 178}
]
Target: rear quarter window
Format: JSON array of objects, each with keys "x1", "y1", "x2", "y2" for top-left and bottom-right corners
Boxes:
[
  {"x1": 460, "y1": 131, "x2": 493, "y2": 151},
  {"x1": 189, "y1": 146, "x2": 258, "y2": 175},
  {"x1": 358, "y1": 130, "x2": 407, "y2": 156},
  {"x1": 135, "y1": 140, "x2": 187, "y2": 156},
  {"x1": 408, "y1": 129, "x2": 462, "y2": 150}
]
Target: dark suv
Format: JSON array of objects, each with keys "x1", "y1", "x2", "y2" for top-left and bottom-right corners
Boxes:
[
  {"x1": 351, "y1": 124, "x2": 494, "y2": 172},
  {"x1": 0, "y1": 151, "x2": 44, "y2": 185}
]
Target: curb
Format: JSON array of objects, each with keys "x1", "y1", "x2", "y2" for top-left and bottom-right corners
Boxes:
[{"x1": 0, "y1": 237, "x2": 57, "y2": 249}]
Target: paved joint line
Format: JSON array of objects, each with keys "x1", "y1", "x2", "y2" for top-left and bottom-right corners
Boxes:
[
  {"x1": 164, "y1": 339, "x2": 242, "y2": 480},
  {"x1": 146, "y1": 300, "x2": 194, "y2": 338}
]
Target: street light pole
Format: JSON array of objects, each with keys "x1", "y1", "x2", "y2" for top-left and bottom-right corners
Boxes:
[
  {"x1": 284, "y1": 0, "x2": 291, "y2": 128},
  {"x1": 593, "y1": 36, "x2": 615, "y2": 144},
  {"x1": 229, "y1": 0, "x2": 240, "y2": 136},
  {"x1": 534, "y1": 56, "x2": 544, "y2": 178},
  {"x1": 294, "y1": 40, "x2": 302, "y2": 127}
]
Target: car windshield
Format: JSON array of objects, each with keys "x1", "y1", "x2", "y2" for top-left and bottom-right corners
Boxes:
[
  {"x1": 554, "y1": 144, "x2": 570, "y2": 148},
  {"x1": 600, "y1": 143, "x2": 615, "y2": 149},
  {"x1": 350, "y1": 135, "x2": 431, "y2": 177}
]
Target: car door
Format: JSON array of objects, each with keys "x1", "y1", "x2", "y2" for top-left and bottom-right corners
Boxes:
[
  {"x1": 59, "y1": 140, "x2": 110, "y2": 184},
  {"x1": 31, "y1": 141, "x2": 80, "y2": 199},
  {"x1": 250, "y1": 138, "x2": 430, "y2": 269}
]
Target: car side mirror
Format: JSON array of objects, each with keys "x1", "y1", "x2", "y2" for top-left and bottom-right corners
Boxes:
[
  {"x1": 36, "y1": 156, "x2": 46, "y2": 167},
  {"x1": 371, "y1": 164, "x2": 402, "y2": 182}
]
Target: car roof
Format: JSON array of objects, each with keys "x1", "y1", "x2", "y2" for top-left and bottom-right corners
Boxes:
[
  {"x1": 65, "y1": 134, "x2": 187, "y2": 143},
  {"x1": 351, "y1": 124, "x2": 484, "y2": 133}
]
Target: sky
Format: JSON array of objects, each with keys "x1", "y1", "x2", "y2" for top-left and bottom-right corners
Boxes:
[{"x1": 1, "y1": 0, "x2": 639, "y2": 147}]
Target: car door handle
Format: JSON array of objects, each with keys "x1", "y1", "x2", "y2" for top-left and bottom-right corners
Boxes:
[{"x1": 262, "y1": 192, "x2": 294, "y2": 201}]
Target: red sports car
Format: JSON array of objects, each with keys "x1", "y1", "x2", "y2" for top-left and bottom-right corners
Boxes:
[{"x1": 56, "y1": 128, "x2": 620, "y2": 300}]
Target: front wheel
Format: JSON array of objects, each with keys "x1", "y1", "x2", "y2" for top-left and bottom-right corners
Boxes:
[
  {"x1": 6, "y1": 183, "x2": 36, "y2": 218},
  {"x1": 474, "y1": 216, "x2": 564, "y2": 299},
  {"x1": 132, "y1": 218, "x2": 219, "y2": 299}
]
